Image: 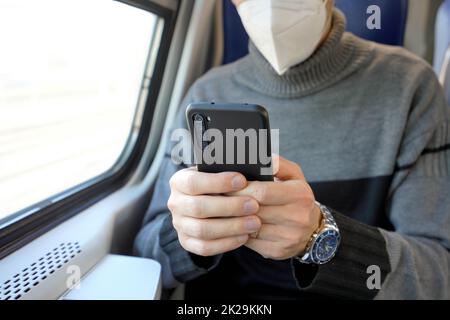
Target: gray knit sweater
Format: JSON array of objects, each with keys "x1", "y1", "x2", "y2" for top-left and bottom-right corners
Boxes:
[{"x1": 134, "y1": 10, "x2": 450, "y2": 299}]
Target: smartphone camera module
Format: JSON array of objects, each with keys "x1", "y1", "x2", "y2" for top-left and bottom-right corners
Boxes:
[{"x1": 193, "y1": 114, "x2": 204, "y2": 123}]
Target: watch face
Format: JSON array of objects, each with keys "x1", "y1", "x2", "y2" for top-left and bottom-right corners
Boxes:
[{"x1": 311, "y1": 229, "x2": 340, "y2": 264}]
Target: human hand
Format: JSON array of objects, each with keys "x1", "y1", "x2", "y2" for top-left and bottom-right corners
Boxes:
[
  {"x1": 168, "y1": 168, "x2": 262, "y2": 256},
  {"x1": 229, "y1": 156, "x2": 322, "y2": 260}
]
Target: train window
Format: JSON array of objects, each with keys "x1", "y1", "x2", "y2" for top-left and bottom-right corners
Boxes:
[{"x1": 0, "y1": 0, "x2": 175, "y2": 243}]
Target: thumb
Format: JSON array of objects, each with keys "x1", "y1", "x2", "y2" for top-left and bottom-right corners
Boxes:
[{"x1": 272, "y1": 154, "x2": 305, "y2": 181}]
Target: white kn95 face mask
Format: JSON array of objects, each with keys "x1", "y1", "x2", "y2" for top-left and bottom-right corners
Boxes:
[{"x1": 237, "y1": 0, "x2": 329, "y2": 75}]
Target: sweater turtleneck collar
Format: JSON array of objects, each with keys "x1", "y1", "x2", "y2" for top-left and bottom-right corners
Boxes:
[{"x1": 234, "y1": 9, "x2": 373, "y2": 99}]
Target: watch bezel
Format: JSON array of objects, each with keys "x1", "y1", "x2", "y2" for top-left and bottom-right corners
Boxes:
[
  {"x1": 297, "y1": 202, "x2": 341, "y2": 265},
  {"x1": 310, "y1": 227, "x2": 340, "y2": 264}
]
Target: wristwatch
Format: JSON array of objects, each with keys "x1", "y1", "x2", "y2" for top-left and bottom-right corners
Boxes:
[{"x1": 295, "y1": 201, "x2": 341, "y2": 265}]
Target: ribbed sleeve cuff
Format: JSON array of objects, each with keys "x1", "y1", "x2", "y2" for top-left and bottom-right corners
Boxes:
[
  {"x1": 159, "y1": 215, "x2": 222, "y2": 283},
  {"x1": 292, "y1": 211, "x2": 391, "y2": 299}
]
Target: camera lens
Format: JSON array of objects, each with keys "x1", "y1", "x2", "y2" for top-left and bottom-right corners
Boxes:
[{"x1": 194, "y1": 114, "x2": 204, "y2": 123}]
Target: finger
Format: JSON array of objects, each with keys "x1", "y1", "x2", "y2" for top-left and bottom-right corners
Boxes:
[
  {"x1": 229, "y1": 180, "x2": 310, "y2": 206},
  {"x1": 245, "y1": 238, "x2": 286, "y2": 260},
  {"x1": 170, "y1": 167, "x2": 247, "y2": 195},
  {"x1": 255, "y1": 223, "x2": 310, "y2": 244},
  {"x1": 255, "y1": 203, "x2": 313, "y2": 225},
  {"x1": 255, "y1": 205, "x2": 285, "y2": 224},
  {"x1": 176, "y1": 215, "x2": 261, "y2": 240},
  {"x1": 274, "y1": 155, "x2": 304, "y2": 181},
  {"x1": 252, "y1": 223, "x2": 285, "y2": 242},
  {"x1": 179, "y1": 234, "x2": 249, "y2": 257},
  {"x1": 170, "y1": 192, "x2": 259, "y2": 218}
]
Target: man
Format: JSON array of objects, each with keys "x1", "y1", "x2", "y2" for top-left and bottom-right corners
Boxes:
[{"x1": 135, "y1": 0, "x2": 450, "y2": 299}]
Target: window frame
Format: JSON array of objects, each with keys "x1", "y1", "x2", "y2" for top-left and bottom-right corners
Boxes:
[{"x1": 0, "y1": 0, "x2": 180, "y2": 259}]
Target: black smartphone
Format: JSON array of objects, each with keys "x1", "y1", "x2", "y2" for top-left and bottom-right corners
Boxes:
[{"x1": 186, "y1": 102, "x2": 273, "y2": 181}]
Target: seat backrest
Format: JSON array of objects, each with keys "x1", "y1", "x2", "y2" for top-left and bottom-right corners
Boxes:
[
  {"x1": 335, "y1": 0, "x2": 408, "y2": 46},
  {"x1": 222, "y1": 0, "x2": 409, "y2": 65},
  {"x1": 434, "y1": 0, "x2": 450, "y2": 75},
  {"x1": 222, "y1": 0, "x2": 249, "y2": 65}
]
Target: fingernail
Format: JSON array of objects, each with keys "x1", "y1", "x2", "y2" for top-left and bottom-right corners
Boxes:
[
  {"x1": 245, "y1": 218, "x2": 260, "y2": 232},
  {"x1": 231, "y1": 175, "x2": 246, "y2": 190},
  {"x1": 243, "y1": 199, "x2": 258, "y2": 214}
]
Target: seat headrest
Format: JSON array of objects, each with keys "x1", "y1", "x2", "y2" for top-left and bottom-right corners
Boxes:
[{"x1": 222, "y1": 0, "x2": 408, "y2": 65}]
